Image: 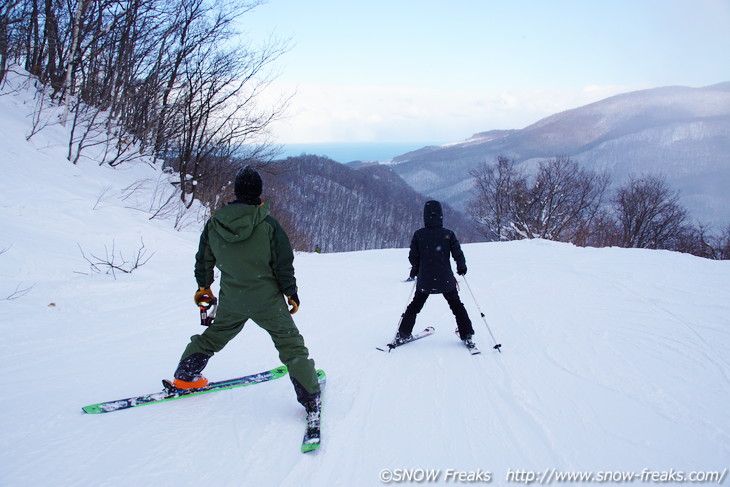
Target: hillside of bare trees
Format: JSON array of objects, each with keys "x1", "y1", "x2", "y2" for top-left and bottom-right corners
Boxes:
[
  {"x1": 1, "y1": 0, "x2": 283, "y2": 206},
  {"x1": 468, "y1": 156, "x2": 730, "y2": 259}
]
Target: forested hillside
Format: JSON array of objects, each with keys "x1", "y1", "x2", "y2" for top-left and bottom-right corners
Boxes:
[{"x1": 262, "y1": 155, "x2": 479, "y2": 253}]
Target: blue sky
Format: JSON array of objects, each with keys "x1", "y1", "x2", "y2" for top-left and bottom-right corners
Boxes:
[{"x1": 244, "y1": 0, "x2": 730, "y2": 144}]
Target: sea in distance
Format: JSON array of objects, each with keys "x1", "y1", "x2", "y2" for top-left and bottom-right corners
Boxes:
[{"x1": 277, "y1": 141, "x2": 444, "y2": 164}]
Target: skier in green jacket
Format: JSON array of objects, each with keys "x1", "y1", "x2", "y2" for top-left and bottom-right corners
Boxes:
[{"x1": 171, "y1": 165, "x2": 321, "y2": 413}]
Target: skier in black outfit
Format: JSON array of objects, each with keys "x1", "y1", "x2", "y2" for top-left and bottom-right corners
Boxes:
[{"x1": 398, "y1": 200, "x2": 475, "y2": 346}]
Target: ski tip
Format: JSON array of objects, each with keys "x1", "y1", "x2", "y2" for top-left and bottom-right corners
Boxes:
[
  {"x1": 301, "y1": 441, "x2": 321, "y2": 453},
  {"x1": 82, "y1": 405, "x2": 104, "y2": 414}
]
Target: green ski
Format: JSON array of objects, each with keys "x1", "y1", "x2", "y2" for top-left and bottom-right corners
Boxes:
[
  {"x1": 82, "y1": 366, "x2": 288, "y2": 414},
  {"x1": 302, "y1": 369, "x2": 327, "y2": 453}
]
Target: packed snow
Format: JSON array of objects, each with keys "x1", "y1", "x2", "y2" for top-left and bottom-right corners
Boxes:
[{"x1": 1, "y1": 77, "x2": 729, "y2": 487}]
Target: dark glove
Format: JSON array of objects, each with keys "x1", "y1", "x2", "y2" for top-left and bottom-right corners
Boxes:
[
  {"x1": 287, "y1": 293, "x2": 300, "y2": 314},
  {"x1": 194, "y1": 286, "x2": 216, "y2": 305},
  {"x1": 457, "y1": 266, "x2": 467, "y2": 276},
  {"x1": 409, "y1": 267, "x2": 419, "y2": 280}
]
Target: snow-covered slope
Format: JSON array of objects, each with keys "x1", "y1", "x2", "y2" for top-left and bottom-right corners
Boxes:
[{"x1": 2, "y1": 78, "x2": 729, "y2": 486}]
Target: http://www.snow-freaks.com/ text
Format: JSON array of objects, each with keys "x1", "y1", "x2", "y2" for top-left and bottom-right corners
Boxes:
[{"x1": 378, "y1": 467, "x2": 728, "y2": 484}]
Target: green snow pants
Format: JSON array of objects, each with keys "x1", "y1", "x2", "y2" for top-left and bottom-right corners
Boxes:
[{"x1": 179, "y1": 306, "x2": 320, "y2": 394}]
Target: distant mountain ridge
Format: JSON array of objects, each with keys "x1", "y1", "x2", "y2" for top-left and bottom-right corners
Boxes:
[{"x1": 385, "y1": 83, "x2": 730, "y2": 228}]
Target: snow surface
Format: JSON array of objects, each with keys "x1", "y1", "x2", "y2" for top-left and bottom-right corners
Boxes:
[{"x1": 2, "y1": 77, "x2": 730, "y2": 487}]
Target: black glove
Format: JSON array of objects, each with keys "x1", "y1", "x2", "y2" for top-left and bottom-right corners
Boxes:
[
  {"x1": 457, "y1": 266, "x2": 467, "y2": 276},
  {"x1": 409, "y1": 267, "x2": 418, "y2": 280},
  {"x1": 287, "y1": 293, "x2": 300, "y2": 314}
]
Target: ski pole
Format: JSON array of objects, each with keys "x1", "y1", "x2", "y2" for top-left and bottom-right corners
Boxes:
[
  {"x1": 386, "y1": 280, "x2": 417, "y2": 351},
  {"x1": 462, "y1": 276, "x2": 502, "y2": 352}
]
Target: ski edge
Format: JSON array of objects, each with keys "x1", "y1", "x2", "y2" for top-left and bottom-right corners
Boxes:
[
  {"x1": 453, "y1": 328, "x2": 482, "y2": 355},
  {"x1": 466, "y1": 343, "x2": 482, "y2": 355},
  {"x1": 376, "y1": 326, "x2": 435, "y2": 352}
]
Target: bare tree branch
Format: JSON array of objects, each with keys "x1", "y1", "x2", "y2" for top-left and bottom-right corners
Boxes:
[{"x1": 77, "y1": 238, "x2": 154, "y2": 279}]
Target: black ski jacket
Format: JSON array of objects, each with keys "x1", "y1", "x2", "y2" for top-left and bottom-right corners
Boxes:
[{"x1": 409, "y1": 200, "x2": 467, "y2": 294}]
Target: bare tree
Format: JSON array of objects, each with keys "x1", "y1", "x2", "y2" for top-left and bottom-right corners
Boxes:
[
  {"x1": 0, "y1": 0, "x2": 23, "y2": 85},
  {"x1": 59, "y1": 0, "x2": 91, "y2": 124},
  {"x1": 0, "y1": 246, "x2": 35, "y2": 299},
  {"x1": 41, "y1": 0, "x2": 66, "y2": 96},
  {"x1": 468, "y1": 156, "x2": 526, "y2": 241},
  {"x1": 718, "y1": 225, "x2": 730, "y2": 260},
  {"x1": 612, "y1": 174, "x2": 688, "y2": 249},
  {"x1": 166, "y1": 35, "x2": 289, "y2": 206},
  {"x1": 529, "y1": 156, "x2": 610, "y2": 242},
  {"x1": 671, "y1": 222, "x2": 720, "y2": 259},
  {"x1": 468, "y1": 156, "x2": 610, "y2": 244}
]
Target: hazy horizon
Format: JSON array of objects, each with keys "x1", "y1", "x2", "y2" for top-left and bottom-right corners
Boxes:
[
  {"x1": 247, "y1": 0, "x2": 730, "y2": 144},
  {"x1": 276, "y1": 141, "x2": 445, "y2": 163}
]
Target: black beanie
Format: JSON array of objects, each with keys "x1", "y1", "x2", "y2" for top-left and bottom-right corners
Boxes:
[{"x1": 234, "y1": 165, "x2": 263, "y2": 200}]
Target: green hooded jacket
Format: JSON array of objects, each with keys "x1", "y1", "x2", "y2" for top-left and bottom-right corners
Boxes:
[{"x1": 194, "y1": 201, "x2": 297, "y2": 316}]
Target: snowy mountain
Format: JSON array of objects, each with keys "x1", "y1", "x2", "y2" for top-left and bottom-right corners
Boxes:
[
  {"x1": 387, "y1": 83, "x2": 730, "y2": 228},
  {"x1": 2, "y1": 77, "x2": 730, "y2": 487}
]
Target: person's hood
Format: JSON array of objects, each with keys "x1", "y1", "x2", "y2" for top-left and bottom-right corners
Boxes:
[
  {"x1": 209, "y1": 201, "x2": 270, "y2": 242},
  {"x1": 423, "y1": 200, "x2": 443, "y2": 228}
]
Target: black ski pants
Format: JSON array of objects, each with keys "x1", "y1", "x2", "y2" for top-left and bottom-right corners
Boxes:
[{"x1": 399, "y1": 288, "x2": 474, "y2": 340}]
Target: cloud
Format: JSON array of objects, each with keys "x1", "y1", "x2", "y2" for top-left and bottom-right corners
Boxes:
[{"x1": 261, "y1": 81, "x2": 641, "y2": 143}]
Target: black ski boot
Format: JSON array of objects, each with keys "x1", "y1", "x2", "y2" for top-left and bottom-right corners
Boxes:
[
  {"x1": 291, "y1": 377, "x2": 321, "y2": 413},
  {"x1": 394, "y1": 331, "x2": 412, "y2": 345},
  {"x1": 463, "y1": 336, "x2": 477, "y2": 352}
]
